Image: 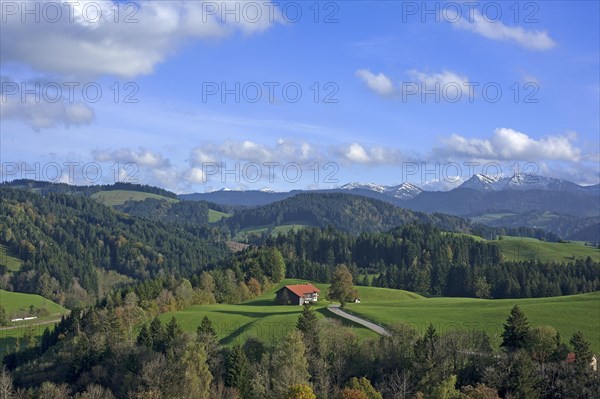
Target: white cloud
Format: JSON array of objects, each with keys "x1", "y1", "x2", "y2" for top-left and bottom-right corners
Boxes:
[
  {"x1": 407, "y1": 69, "x2": 470, "y2": 88},
  {"x1": 190, "y1": 139, "x2": 319, "y2": 165},
  {"x1": 0, "y1": 77, "x2": 95, "y2": 130},
  {"x1": 1, "y1": 1, "x2": 282, "y2": 79},
  {"x1": 448, "y1": 9, "x2": 556, "y2": 51},
  {"x1": 335, "y1": 142, "x2": 405, "y2": 165},
  {"x1": 438, "y1": 128, "x2": 582, "y2": 161},
  {"x1": 356, "y1": 69, "x2": 395, "y2": 96},
  {"x1": 93, "y1": 147, "x2": 171, "y2": 167}
]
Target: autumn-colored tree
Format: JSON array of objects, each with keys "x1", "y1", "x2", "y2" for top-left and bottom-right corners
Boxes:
[
  {"x1": 346, "y1": 377, "x2": 382, "y2": 399},
  {"x1": 247, "y1": 277, "x2": 262, "y2": 296},
  {"x1": 328, "y1": 264, "x2": 357, "y2": 307},
  {"x1": 338, "y1": 388, "x2": 369, "y2": 399},
  {"x1": 285, "y1": 384, "x2": 317, "y2": 399}
]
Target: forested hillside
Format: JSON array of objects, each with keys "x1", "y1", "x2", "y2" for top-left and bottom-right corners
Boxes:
[
  {"x1": 270, "y1": 225, "x2": 600, "y2": 298},
  {"x1": 0, "y1": 188, "x2": 229, "y2": 307},
  {"x1": 225, "y1": 193, "x2": 487, "y2": 235}
]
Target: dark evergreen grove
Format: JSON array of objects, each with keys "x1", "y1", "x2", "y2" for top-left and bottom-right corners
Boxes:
[{"x1": 271, "y1": 225, "x2": 600, "y2": 298}]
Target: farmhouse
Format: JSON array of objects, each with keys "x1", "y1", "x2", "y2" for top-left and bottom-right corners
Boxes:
[{"x1": 275, "y1": 283, "x2": 320, "y2": 305}]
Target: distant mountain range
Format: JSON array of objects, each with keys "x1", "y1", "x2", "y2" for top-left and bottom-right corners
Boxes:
[
  {"x1": 3, "y1": 175, "x2": 599, "y2": 241},
  {"x1": 180, "y1": 174, "x2": 600, "y2": 241},
  {"x1": 458, "y1": 173, "x2": 599, "y2": 193}
]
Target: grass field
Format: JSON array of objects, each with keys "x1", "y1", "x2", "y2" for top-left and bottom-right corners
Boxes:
[
  {"x1": 208, "y1": 209, "x2": 232, "y2": 223},
  {"x1": 345, "y1": 291, "x2": 600, "y2": 353},
  {"x1": 91, "y1": 190, "x2": 179, "y2": 207},
  {"x1": 0, "y1": 244, "x2": 22, "y2": 272},
  {"x1": 450, "y1": 233, "x2": 600, "y2": 263},
  {"x1": 160, "y1": 279, "x2": 379, "y2": 346},
  {"x1": 0, "y1": 290, "x2": 69, "y2": 355},
  {"x1": 236, "y1": 224, "x2": 312, "y2": 240},
  {"x1": 492, "y1": 236, "x2": 600, "y2": 263}
]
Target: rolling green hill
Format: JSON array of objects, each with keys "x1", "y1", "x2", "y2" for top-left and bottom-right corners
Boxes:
[
  {"x1": 449, "y1": 233, "x2": 600, "y2": 263},
  {"x1": 92, "y1": 190, "x2": 179, "y2": 207},
  {"x1": 0, "y1": 289, "x2": 67, "y2": 320},
  {"x1": 0, "y1": 290, "x2": 69, "y2": 355},
  {"x1": 160, "y1": 279, "x2": 382, "y2": 345},
  {"x1": 225, "y1": 193, "x2": 485, "y2": 236},
  {"x1": 208, "y1": 209, "x2": 232, "y2": 223},
  {"x1": 493, "y1": 236, "x2": 600, "y2": 263},
  {"x1": 345, "y1": 291, "x2": 600, "y2": 353},
  {"x1": 0, "y1": 244, "x2": 22, "y2": 272}
]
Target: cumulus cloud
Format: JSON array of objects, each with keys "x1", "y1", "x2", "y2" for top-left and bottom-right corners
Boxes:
[
  {"x1": 335, "y1": 142, "x2": 405, "y2": 165},
  {"x1": 1, "y1": 77, "x2": 95, "y2": 130},
  {"x1": 447, "y1": 9, "x2": 556, "y2": 51},
  {"x1": 1, "y1": 1, "x2": 282, "y2": 79},
  {"x1": 438, "y1": 128, "x2": 582, "y2": 161},
  {"x1": 356, "y1": 68, "x2": 472, "y2": 99},
  {"x1": 190, "y1": 139, "x2": 320, "y2": 165},
  {"x1": 356, "y1": 69, "x2": 395, "y2": 96},
  {"x1": 93, "y1": 147, "x2": 171, "y2": 167}
]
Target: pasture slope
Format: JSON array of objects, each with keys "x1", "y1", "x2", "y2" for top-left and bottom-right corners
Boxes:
[
  {"x1": 345, "y1": 291, "x2": 600, "y2": 353},
  {"x1": 0, "y1": 290, "x2": 69, "y2": 355},
  {"x1": 492, "y1": 236, "x2": 600, "y2": 263},
  {"x1": 0, "y1": 244, "x2": 22, "y2": 272},
  {"x1": 91, "y1": 190, "x2": 179, "y2": 207},
  {"x1": 163, "y1": 279, "x2": 599, "y2": 353},
  {"x1": 451, "y1": 233, "x2": 600, "y2": 263},
  {"x1": 160, "y1": 279, "x2": 381, "y2": 345}
]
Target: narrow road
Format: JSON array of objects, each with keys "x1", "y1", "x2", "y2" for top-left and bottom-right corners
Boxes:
[
  {"x1": 327, "y1": 304, "x2": 390, "y2": 336},
  {"x1": 0, "y1": 318, "x2": 62, "y2": 331}
]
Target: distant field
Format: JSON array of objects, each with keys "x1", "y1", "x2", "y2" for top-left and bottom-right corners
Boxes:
[
  {"x1": 492, "y1": 236, "x2": 600, "y2": 263},
  {"x1": 160, "y1": 279, "x2": 379, "y2": 346},
  {"x1": 451, "y1": 233, "x2": 600, "y2": 263},
  {"x1": 91, "y1": 190, "x2": 179, "y2": 207},
  {"x1": 0, "y1": 290, "x2": 69, "y2": 355},
  {"x1": 345, "y1": 291, "x2": 600, "y2": 353},
  {"x1": 208, "y1": 209, "x2": 231, "y2": 223},
  {"x1": 0, "y1": 244, "x2": 22, "y2": 272},
  {"x1": 236, "y1": 224, "x2": 312, "y2": 240}
]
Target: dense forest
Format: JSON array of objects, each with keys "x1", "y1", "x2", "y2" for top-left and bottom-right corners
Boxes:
[
  {"x1": 3, "y1": 180, "x2": 178, "y2": 199},
  {"x1": 271, "y1": 225, "x2": 600, "y2": 298},
  {"x1": 0, "y1": 188, "x2": 229, "y2": 307},
  {"x1": 223, "y1": 193, "x2": 560, "y2": 241}
]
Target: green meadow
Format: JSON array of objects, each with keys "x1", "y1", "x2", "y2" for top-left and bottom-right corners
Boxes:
[
  {"x1": 0, "y1": 290, "x2": 69, "y2": 355},
  {"x1": 160, "y1": 279, "x2": 378, "y2": 346},
  {"x1": 492, "y1": 236, "x2": 600, "y2": 263},
  {"x1": 91, "y1": 190, "x2": 179, "y2": 207},
  {"x1": 208, "y1": 209, "x2": 232, "y2": 223},
  {"x1": 0, "y1": 244, "x2": 22, "y2": 272},
  {"x1": 345, "y1": 291, "x2": 600, "y2": 353}
]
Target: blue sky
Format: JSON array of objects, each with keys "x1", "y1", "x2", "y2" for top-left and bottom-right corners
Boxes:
[{"x1": 1, "y1": 0, "x2": 598, "y2": 192}]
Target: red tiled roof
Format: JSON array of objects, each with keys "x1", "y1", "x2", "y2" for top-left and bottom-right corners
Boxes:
[{"x1": 282, "y1": 283, "x2": 320, "y2": 297}]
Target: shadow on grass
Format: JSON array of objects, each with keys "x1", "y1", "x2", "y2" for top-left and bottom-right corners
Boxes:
[{"x1": 214, "y1": 309, "x2": 297, "y2": 318}]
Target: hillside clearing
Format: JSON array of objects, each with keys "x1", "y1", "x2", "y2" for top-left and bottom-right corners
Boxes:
[{"x1": 91, "y1": 190, "x2": 179, "y2": 207}]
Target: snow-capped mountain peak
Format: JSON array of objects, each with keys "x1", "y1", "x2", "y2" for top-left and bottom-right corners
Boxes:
[
  {"x1": 384, "y1": 183, "x2": 423, "y2": 199},
  {"x1": 340, "y1": 182, "x2": 387, "y2": 193},
  {"x1": 339, "y1": 182, "x2": 422, "y2": 199},
  {"x1": 458, "y1": 173, "x2": 592, "y2": 193}
]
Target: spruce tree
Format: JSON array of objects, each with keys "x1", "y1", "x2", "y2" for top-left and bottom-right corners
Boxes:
[
  {"x1": 501, "y1": 305, "x2": 532, "y2": 352},
  {"x1": 225, "y1": 344, "x2": 249, "y2": 395},
  {"x1": 137, "y1": 324, "x2": 153, "y2": 348},
  {"x1": 570, "y1": 331, "x2": 592, "y2": 371}
]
